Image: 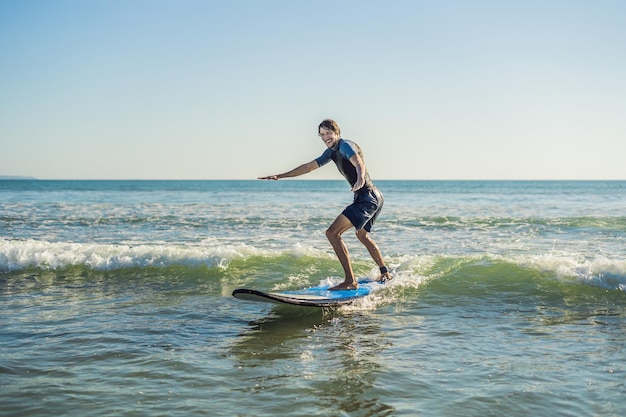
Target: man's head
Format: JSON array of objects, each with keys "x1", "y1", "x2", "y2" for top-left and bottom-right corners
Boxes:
[{"x1": 318, "y1": 119, "x2": 341, "y2": 148}]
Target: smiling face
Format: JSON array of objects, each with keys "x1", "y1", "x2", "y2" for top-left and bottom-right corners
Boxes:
[
  {"x1": 319, "y1": 127, "x2": 339, "y2": 148},
  {"x1": 318, "y1": 119, "x2": 341, "y2": 149}
]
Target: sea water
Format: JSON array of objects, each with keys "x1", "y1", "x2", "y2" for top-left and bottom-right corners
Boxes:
[{"x1": 1, "y1": 180, "x2": 625, "y2": 416}]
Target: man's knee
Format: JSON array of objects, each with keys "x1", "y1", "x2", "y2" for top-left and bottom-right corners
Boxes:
[
  {"x1": 355, "y1": 228, "x2": 369, "y2": 243},
  {"x1": 326, "y1": 225, "x2": 342, "y2": 241},
  {"x1": 327, "y1": 215, "x2": 353, "y2": 241}
]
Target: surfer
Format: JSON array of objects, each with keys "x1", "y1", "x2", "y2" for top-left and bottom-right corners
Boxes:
[{"x1": 259, "y1": 119, "x2": 391, "y2": 290}]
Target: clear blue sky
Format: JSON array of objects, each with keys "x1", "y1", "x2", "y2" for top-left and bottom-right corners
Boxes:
[{"x1": 1, "y1": 0, "x2": 625, "y2": 180}]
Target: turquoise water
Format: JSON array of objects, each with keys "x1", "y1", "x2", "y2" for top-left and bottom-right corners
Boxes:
[{"x1": 1, "y1": 180, "x2": 625, "y2": 416}]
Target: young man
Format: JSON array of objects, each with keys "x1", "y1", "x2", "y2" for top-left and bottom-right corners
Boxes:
[{"x1": 258, "y1": 119, "x2": 391, "y2": 290}]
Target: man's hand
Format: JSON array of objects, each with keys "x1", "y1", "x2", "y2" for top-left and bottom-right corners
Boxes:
[{"x1": 351, "y1": 177, "x2": 365, "y2": 192}]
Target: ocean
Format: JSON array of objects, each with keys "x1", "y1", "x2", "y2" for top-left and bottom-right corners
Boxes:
[{"x1": 1, "y1": 179, "x2": 625, "y2": 416}]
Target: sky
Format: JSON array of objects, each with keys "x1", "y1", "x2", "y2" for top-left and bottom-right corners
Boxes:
[{"x1": 1, "y1": 0, "x2": 625, "y2": 180}]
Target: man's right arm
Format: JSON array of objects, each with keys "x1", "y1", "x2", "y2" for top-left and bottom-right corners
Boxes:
[{"x1": 258, "y1": 160, "x2": 319, "y2": 180}]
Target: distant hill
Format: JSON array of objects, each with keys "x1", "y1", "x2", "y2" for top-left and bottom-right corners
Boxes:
[{"x1": 0, "y1": 175, "x2": 37, "y2": 179}]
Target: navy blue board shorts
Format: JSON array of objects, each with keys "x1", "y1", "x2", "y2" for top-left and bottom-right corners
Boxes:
[{"x1": 342, "y1": 187, "x2": 384, "y2": 232}]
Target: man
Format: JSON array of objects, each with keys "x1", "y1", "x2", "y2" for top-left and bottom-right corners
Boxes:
[{"x1": 258, "y1": 119, "x2": 391, "y2": 290}]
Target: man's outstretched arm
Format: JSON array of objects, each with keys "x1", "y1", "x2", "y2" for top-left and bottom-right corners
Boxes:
[{"x1": 258, "y1": 160, "x2": 319, "y2": 180}]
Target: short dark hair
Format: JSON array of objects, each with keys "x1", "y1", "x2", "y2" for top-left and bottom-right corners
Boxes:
[{"x1": 318, "y1": 119, "x2": 341, "y2": 137}]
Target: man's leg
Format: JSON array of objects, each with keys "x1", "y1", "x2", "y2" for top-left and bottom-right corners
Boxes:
[
  {"x1": 356, "y1": 228, "x2": 391, "y2": 281},
  {"x1": 326, "y1": 214, "x2": 358, "y2": 290}
]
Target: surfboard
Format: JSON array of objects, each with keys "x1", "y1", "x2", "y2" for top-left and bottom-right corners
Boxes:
[{"x1": 232, "y1": 278, "x2": 383, "y2": 307}]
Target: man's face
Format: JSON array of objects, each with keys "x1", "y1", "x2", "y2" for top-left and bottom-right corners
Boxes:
[{"x1": 319, "y1": 127, "x2": 339, "y2": 148}]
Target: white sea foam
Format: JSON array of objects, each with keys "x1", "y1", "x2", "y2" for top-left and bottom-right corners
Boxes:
[
  {"x1": 521, "y1": 253, "x2": 626, "y2": 291},
  {"x1": 2, "y1": 239, "x2": 625, "y2": 293},
  {"x1": 0, "y1": 239, "x2": 263, "y2": 272},
  {"x1": 0, "y1": 238, "x2": 339, "y2": 273}
]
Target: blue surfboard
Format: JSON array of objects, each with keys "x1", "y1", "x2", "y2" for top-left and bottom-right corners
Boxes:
[{"x1": 232, "y1": 278, "x2": 384, "y2": 307}]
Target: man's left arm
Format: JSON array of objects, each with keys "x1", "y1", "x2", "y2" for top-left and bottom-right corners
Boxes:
[{"x1": 349, "y1": 154, "x2": 367, "y2": 192}]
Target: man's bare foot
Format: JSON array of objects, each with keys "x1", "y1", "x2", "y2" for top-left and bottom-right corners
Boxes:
[
  {"x1": 379, "y1": 266, "x2": 392, "y2": 282},
  {"x1": 329, "y1": 281, "x2": 358, "y2": 291},
  {"x1": 380, "y1": 271, "x2": 392, "y2": 282}
]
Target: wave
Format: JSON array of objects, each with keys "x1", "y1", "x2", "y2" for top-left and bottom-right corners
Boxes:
[
  {"x1": 0, "y1": 238, "x2": 273, "y2": 272},
  {"x1": 385, "y1": 215, "x2": 626, "y2": 232},
  {"x1": 2, "y1": 239, "x2": 625, "y2": 295},
  {"x1": 5, "y1": 212, "x2": 625, "y2": 229}
]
